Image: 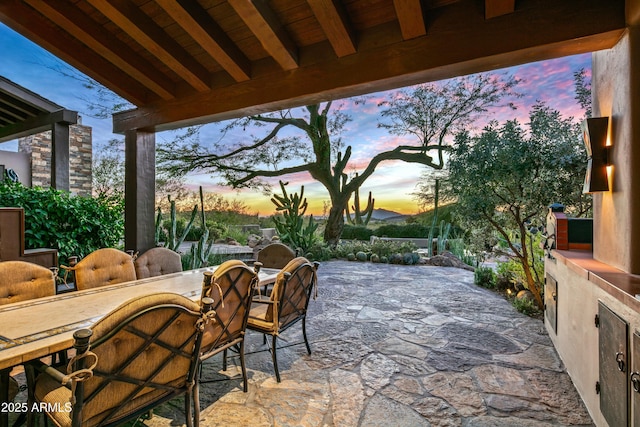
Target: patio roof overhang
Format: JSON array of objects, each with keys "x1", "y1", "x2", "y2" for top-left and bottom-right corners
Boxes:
[
  {"x1": 0, "y1": 76, "x2": 77, "y2": 143},
  {"x1": 0, "y1": 0, "x2": 627, "y2": 134},
  {"x1": 0, "y1": 76, "x2": 78, "y2": 191}
]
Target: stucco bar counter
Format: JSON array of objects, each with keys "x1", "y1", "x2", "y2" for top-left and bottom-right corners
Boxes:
[{"x1": 545, "y1": 249, "x2": 640, "y2": 427}]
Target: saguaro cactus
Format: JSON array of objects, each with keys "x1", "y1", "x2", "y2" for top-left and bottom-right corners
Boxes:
[{"x1": 346, "y1": 186, "x2": 375, "y2": 226}]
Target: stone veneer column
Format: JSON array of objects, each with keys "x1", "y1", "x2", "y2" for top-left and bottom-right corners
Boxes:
[
  {"x1": 592, "y1": 18, "x2": 640, "y2": 273},
  {"x1": 18, "y1": 124, "x2": 92, "y2": 196}
]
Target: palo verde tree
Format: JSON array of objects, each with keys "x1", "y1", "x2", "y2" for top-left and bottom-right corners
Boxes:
[
  {"x1": 159, "y1": 73, "x2": 519, "y2": 246},
  {"x1": 447, "y1": 102, "x2": 589, "y2": 309}
]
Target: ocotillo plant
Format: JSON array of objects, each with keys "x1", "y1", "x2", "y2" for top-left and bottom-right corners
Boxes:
[
  {"x1": 271, "y1": 181, "x2": 318, "y2": 254},
  {"x1": 346, "y1": 187, "x2": 375, "y2": 226}
]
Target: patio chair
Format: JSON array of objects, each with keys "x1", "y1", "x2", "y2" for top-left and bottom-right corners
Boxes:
[
  {"x1": 246, "y1": 257, "x2": 319, "y2": 382},
  {"x1": 198, "y1": 260, "x2": 259, "y2": 397},
  {"x1": 0, "y1": 261, "x2": 57, "y2": 421},
  {"x1": 255, "y1": 242, "x2": 296, "y2": 269},
  {"x1": 134, "y1": 247, "x2": 182, "y2": 279},
  {"x1": 0, "y1": 260, "x2": 56, "y2": 304},
  {"x1": 62, "y1": 248, "x2": 136, "y2": 290},
  {"x1": 26, "y1": 292, "x2": 214, "y2": 427}
]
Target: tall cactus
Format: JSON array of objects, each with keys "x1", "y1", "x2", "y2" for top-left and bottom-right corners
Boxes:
[
  {"x1": 155, "y1": 195, "x2": 198, "y2": 251},
  {"x1": 271, "y1": 181, "x2": 318, "y2": 253},
  {"x1": 187, "y1": 186, "x2": 215, "y2": 269},
  {"x1": 346, "y1": 185, "x2": 374, "y2": 226}
]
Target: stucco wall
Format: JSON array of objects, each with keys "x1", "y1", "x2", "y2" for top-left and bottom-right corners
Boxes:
[{"x1": 592, "y1": 26, "x2": 640, "y2": 273}]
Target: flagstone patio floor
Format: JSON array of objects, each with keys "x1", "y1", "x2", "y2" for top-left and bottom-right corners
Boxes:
[{"x1": 146, "y1": 260, "x2": 593, "y2": 427}]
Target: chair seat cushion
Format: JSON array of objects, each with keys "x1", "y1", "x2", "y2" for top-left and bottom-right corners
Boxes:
[
  {"x1": 34, "y1": 371, "x2": 179, "y2": 427},
  {"x1": 247, "y1": 303, "x2": 276, "y2": 333}
]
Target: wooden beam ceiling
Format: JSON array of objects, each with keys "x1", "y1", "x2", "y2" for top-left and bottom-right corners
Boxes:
[
  {"x1": 112, "y1": 0, "x2": 625, "y2": 133},
  {"x1": 0, "y1": 1, "x2": 150, "y2": 105},
  {"x1": 229, "y1": 0, "x2": 299, "y2": 70},
  {"x1": 485, "y1": 0, "x2": 516, "y2": 19},
  {"x1": 156, "y1": 0, "x2": 251, "y2": 82},
  {"x1": 308, "y1": 0, "x2": 357, "y2": 56},
  {"x1": 0, "y1": 0, "x2": 627, "y2": 134},
  {"x1": 87, "y1": 0, "x2": 212, "y2": 92},
  {"x1": 23, "y1": 0, "x2": 177, "y2": 100},
  {"x1": 393, "y1": 0, "x2": 427, "y2": 40}
]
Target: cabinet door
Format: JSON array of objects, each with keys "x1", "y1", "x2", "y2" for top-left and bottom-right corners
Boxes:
[
  {"x1": 631, "y1": 332, "x2": 640, "y2": 427},
  {"x1": 599, "y1": 301, "x2": 629, "y2": 427}
]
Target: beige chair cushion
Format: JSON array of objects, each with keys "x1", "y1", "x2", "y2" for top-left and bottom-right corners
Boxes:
[
  {"x1": 256, "y1": 243, "x2": 296, "y2": 269},
  {"x1": 71, "y1": 248, "x2": 136, "y2": 290},
  {"x1": 134, "y1": 247, "x2": 182, "y2": 279},
  {"x1": 0, "y1": 260, "x2": 55, "y2": 305}
]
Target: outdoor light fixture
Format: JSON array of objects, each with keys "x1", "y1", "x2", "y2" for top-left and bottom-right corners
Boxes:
[{"x1": 582, "y1": 117, "x2": 611, "y2": 193}]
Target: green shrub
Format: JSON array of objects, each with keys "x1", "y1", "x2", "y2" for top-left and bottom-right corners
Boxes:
[
  {"x1": 0, "y1": 181, "x2": 124, "y2": 265},
  {"x1": 512, "y1": 297, "x2": 540, "y2": 316},
  {"x1": 341, "y1": 225, "x2": 374, "y2": 241},
  {"x1": 474, "y1": 266, "x2": 496, "y2": 289}
]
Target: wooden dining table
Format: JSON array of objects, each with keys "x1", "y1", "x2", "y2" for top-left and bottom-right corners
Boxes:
[{"x1": 0, "y1": 265, "x2": 279, "y2": 426}]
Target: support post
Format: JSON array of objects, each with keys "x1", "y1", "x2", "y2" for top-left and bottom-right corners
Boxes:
[{"x1": 124, "y1": 129, "x2": 156, "y2": 253}]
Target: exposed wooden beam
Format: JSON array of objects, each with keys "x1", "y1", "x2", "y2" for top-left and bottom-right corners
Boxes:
[
  {"x1": 307, "y1": 0, "x2": 356, "y2": 57},
  {"x1": 0, "y1": 0, "x2": 150, "y2": 105},
  {"x1": 113, "y1": 0, "x2": 625, "y2": 133},
  {"x1": 229, "y1": 0, "x2": 298, "y2": 70},
  {"x1": 0, "y1": 109, "x2": 77, "y2": 143},
  {"x1": 393, "y1": 0, "x2": 427, "y2": 40},
  {"x1": 485, "y1": 0, "x2": 516, "y2": 19},
  {"x1": 87, "y1": 0, "x2": 211, "y2": 92},
  {"x1": 157, "y1": 0, "x2": 251, "y2": 82},
  {"x1": 24, "y1": 0, "x2": 176, "y2": 100}
]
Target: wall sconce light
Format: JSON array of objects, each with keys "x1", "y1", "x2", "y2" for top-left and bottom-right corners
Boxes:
[{"x1": 582, "y1": 117, "x2": 611, "y2": 193}]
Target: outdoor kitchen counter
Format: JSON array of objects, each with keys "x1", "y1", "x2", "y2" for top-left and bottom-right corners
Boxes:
[{"x1": 553, "y1": 249, "x2": 640, "y2": 313}]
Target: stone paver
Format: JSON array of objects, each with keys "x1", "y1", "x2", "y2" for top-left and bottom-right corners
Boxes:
[{"x1": 15, "y1": 261, "x2": 593, "y2": 426}]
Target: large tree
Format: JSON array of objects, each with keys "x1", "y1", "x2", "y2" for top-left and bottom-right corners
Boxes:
[
  {"x1": 160, "y1": 74, "x2": 519, "y2": 246},
  {"x1": 447, "y1": 102, "x2": 589, "y2": 308}
]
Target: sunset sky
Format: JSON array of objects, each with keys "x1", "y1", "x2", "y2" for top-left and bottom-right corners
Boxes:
[{"x1": 0, "y1": 22, "x2": 591, "y2": 217}]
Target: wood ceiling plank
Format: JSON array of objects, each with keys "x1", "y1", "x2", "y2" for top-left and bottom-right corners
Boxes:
[
  {"x1": 393, "y1": 0, "x2": 427, "y2": 40},
  {"x1": 307, "y1": 0, "x2": 357, "y2": 56},
  {"x1": 156, "y1": 0, "x2": 251, "y2": 82},
  {"x1": 485, "y1": 0, "x2": 515, "y2": 19},
  {"x1": 24, "y1": 0, "x2": 176, "y2": 100},
  {"x1": 0, "y1": 0, "x2": 151, "y2": 105},
  {"x1": 229, "y1": 0, "x2": 299, "y2": 70},
  {"x1": 88, "y1": 0, "x2": 211, "y2": 92},
  {"x1": 113, "y1": 0, "x2": 625, "y2": 132}
]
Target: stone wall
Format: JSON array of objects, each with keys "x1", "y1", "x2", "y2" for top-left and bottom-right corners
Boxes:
[{"x1": 18, "y1": 124, "x2": 92, "y2": 196}]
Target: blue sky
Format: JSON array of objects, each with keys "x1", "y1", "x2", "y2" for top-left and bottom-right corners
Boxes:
[{"x1": 0, "y1": 22, "x2": 591, "y2": 216}]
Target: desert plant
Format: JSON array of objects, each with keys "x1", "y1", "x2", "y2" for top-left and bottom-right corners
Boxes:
[
  {"x1": 155, "y1": 195, "x2": 197, "y2": 251},
  {"x1": 512, "y1": 297, "x2": 540, "y2": 316},
  {"x1": 346, "y1": 182, "x2": 375, "y2": 226},
  {"x1": 271, "y1": 181, "x2": 319, "y2": 253},
  {"x1": 474, "y1": 266, "x2": 496, "y2": 289},
  {"x1": 186, "y1": 186, "x2": 215, "y2": 269}
]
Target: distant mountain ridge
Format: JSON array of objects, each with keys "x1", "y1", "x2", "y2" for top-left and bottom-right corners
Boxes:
[{"x1": 348, "y1": 208, "x2": 406, "y2": 221}]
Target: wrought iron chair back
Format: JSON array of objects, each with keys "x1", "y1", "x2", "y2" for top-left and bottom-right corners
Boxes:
[
  {"x1": 247, "y1": 257, "x2": 319, "y2": 382},
  {"x1": 28, "y1": 293, "x2": 213, "y2": 427},
  {"x1": 199, "y1": 260, "x2": 259, "y2": 395},
  {"x1": 62, "y1": 248, "x2": 136, "y2": 290}
]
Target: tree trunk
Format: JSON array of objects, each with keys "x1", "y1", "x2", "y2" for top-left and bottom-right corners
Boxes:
[
  {"x1": 324, "y1": 203, "x2": 346, "y2": 247},
  {"x1": 518, "y1": 226, "x2": 544, "y2": 310}
]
